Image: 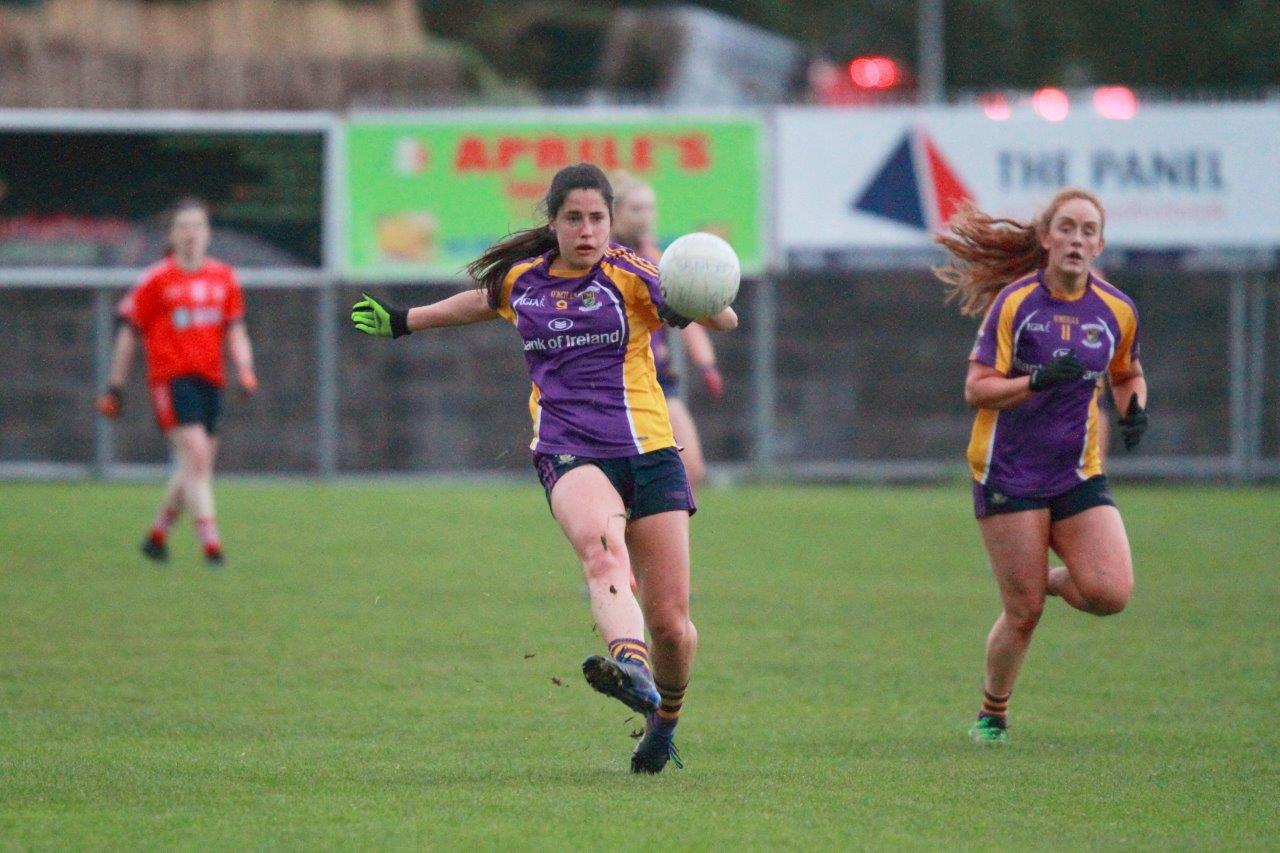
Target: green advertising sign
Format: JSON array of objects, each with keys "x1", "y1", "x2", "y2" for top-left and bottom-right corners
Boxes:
[{"x1": 344, "y1": 113, "x2": 764, "y2": 280}]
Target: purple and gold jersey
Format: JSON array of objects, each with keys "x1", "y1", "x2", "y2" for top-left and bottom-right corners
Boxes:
[
  {"x1": 496, "y1": 243, "x2": 675, "y2": 458},
  {"x1": 625, "y1": 241, "x2": 678, "y2": 389},
  {"x1": 969, "y1": 270, "x2": 1141, "y2": 498}
]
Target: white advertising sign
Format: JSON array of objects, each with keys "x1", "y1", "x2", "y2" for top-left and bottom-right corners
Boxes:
[{"x1": 776, "y1": 104, "x2": 1280, "y2": 257}]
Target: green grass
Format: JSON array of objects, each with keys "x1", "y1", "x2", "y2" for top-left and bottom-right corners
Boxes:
[{"x1": 1, "y1": 481, "x2": 1277, "y2": 848}]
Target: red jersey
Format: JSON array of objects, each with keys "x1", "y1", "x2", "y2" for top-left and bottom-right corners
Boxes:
[{"x1": 118, "y1": 257, "x2": 245, "y2": 387}]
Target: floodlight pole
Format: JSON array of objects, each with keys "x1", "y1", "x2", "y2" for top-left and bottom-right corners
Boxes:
[{"x1": 918, "y1": 0, "x2": 945, "y2": 104}]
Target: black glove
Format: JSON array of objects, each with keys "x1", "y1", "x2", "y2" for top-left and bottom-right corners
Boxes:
[
  {"x1": 1029, "y1": 352, "x2": 1085, "y2": 391},
  {"x1": 657, "y1": 303, "x2": 692, "y2": 329},
  {"x1": 351, "y1": 292, "x2": 411, "y2": 339},
  {"x1": 1117, "y1": 395, "x2": 1148, "y2": 451}
]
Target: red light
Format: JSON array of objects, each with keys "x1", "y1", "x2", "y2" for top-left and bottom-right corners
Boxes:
[
  {"x1": 1093, "y1": 86, "x2": 1138, "y2": 120},
  {"x1": 1032, "y1": 87, "x2": 1070, "y2": 122},
  {"x1": 979, "y1": 92, "x2": 1012, "y2": 121},
  {"x1": 848, "y1": 56, "x2": 901, "y2": 90}
]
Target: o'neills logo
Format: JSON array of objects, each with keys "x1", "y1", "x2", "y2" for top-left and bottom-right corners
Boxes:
[{"x1": 453, "y1": 134, "x2": 711, "y2": 173}]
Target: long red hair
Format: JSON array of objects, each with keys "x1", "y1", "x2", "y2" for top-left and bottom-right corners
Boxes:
[{"x1": 933, "y1": 188, "x2": 1105, "y2": 316}]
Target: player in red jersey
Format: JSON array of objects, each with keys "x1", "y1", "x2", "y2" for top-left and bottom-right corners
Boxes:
[{"x1": 96, "y1": 198, "x2": 258, "y2": 566}]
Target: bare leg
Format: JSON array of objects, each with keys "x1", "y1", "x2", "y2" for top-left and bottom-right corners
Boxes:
[
  {"x1": 977, "y1": 510, "x2": 1051, "y2": 698},
  {"x1": 549, "y1": 466, "x2": 645, "y2": 642},
  {"x1": 627, "y1": 510, "x2": 697, "y2": 694},
  {"x1": 1048, "y1": 506, "x2": 1134, "y2": 615},
  {"x1": 170, "y1": 425, "x2": 216, "y2": 520}
]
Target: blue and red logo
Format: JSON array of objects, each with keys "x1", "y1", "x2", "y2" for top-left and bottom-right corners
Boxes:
[{"x1": 851, "y1": 129, "x2": 973, "y2": 231}]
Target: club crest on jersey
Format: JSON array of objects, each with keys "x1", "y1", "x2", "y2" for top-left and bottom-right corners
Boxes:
[
  {"x1": 1081, "y1": 323, "x2": 1105, "y2": 348},
  {"x1": 578, "y1": 286, "x2": 603, "y2": 312}
]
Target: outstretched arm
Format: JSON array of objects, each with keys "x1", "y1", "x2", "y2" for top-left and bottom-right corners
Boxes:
[
  {"x1": 406, "y1": 289, "x2": 497, "y2": 331},
  {"x1": 352, "y1": 290, "x2": 497, "y2": 338}
]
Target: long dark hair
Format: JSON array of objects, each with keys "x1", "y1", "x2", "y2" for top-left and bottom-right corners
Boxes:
[
  {"x1": 467, "y1": 163, "x2": 614, "y2": 309},
  {"x1": 933, "y1": 188, "x2": 1105, "y2": 316},
  {"x1": 164, "y1": 196, "x2": 211, "y2": 257}
]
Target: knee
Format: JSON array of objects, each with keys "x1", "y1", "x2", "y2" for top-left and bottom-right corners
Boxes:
[
  {"x1": 647, "y1": 610, "x2": 694, "y2": 649},
  {"x1": 580, "y1": 545, "x2": 625, "y2": 585},
  {"x1": 1079, "y1": 570, "x2": 1133, "y2": 616},
  {"x1": 185, "y1": 452, "x2": 213, "y2": 479},
  {"x1": 1083, "y1": 584, "x2": 1131, "y2": 616},
  {"x1": 179, "y1": 441, "x2": 213, "y2": 478},
  {"x1": 1004, "y1": 601, "x2": 1044, "y2": 636}
]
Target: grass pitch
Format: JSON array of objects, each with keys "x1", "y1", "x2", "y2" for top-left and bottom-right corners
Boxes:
[{"x1": 1, "y1": 481, "x2": 1277, "y2": 848}]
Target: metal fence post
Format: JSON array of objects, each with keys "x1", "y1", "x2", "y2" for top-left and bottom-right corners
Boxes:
[
  {"x1": 752, "y1": 274, "x2": 778, "y2": 477},
  {"x1": 1248, "y1": 274, "x2": 1267, "y2": 481},
  {"x1": 93, "y1": 287, "x2": 114, "y2": 478},
  {"x1": 1228, "y1": 272, "x2": 1249, "y2": 481},
  {"x1": 315, "y1": 280, "x2": 338, "y2": 477}
]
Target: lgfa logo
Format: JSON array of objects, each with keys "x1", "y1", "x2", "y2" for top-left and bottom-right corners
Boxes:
[{"x1": 851, "y1": 128, "x2": 973, "y2": 232}]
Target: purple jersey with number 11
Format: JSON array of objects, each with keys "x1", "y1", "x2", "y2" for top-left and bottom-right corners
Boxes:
[
  {"x1": 968, "y1": 270, "x2": 1141, "y2": 498},
  {"x1": 496, "y1": 244, "x2": 675, "y2": 458}
]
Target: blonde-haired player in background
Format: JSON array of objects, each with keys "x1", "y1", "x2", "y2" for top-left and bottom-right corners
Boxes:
[{"x1": 610, "y1": 172, "x2": 725, "y2": 488}]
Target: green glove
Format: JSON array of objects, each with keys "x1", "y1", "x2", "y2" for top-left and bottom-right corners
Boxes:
[{"x1": 351, "y1": 292, "x2": 411, "y2": 338}]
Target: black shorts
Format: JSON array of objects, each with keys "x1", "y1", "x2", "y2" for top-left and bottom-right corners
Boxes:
[
  {"x1": 169, "y1": 375, "x2": 223, "y2": 435},
  {"x1": 533, "y1": 447, "x2": 696, "y2": 521},
  {"x1": 973, "y1": 475, "x2": 1116, "y2": 522}
]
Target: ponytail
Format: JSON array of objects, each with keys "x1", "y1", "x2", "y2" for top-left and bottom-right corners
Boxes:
[
  {"x1": 933, "y1": 188, "x2": 1105, "y2": 316},
  {"x1": 467, "y1": 226, "x2": 559, "y2": 310}
]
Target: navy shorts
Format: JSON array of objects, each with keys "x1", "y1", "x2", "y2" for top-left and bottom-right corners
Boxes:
[
  {"x1": 169, "y1": 375, "x2": 223, "y2": 435},
  {"x1": 973, "y1": 475, "x2": 1116, "y2": 522},
  {"x1": 533, "y1": 447, "x2": 696, "y2": 520}
]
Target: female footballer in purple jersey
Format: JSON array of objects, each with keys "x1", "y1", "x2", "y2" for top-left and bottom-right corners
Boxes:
[
  {"x1": 610, "y1": 172, "x2": 726, "y2": 489},
  {"x1": 350, "y1": 164, "x2": 737, "y2": 773},
  {"x1": 934, "y1": 188, "x2": 1149, "y2": 744}
]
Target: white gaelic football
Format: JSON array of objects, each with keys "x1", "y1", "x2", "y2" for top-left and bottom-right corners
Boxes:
[{"x1": 658, "y1": 232, "x2": 740, "y2": 318}]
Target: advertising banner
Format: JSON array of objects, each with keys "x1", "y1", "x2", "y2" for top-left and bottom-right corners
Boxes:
[
  {"x1": 776, "y1": 104, "x2": 1280, "y2": 265},
  {"x1": 345, "y1": 112, "x2": 764, "y2": 280}
]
